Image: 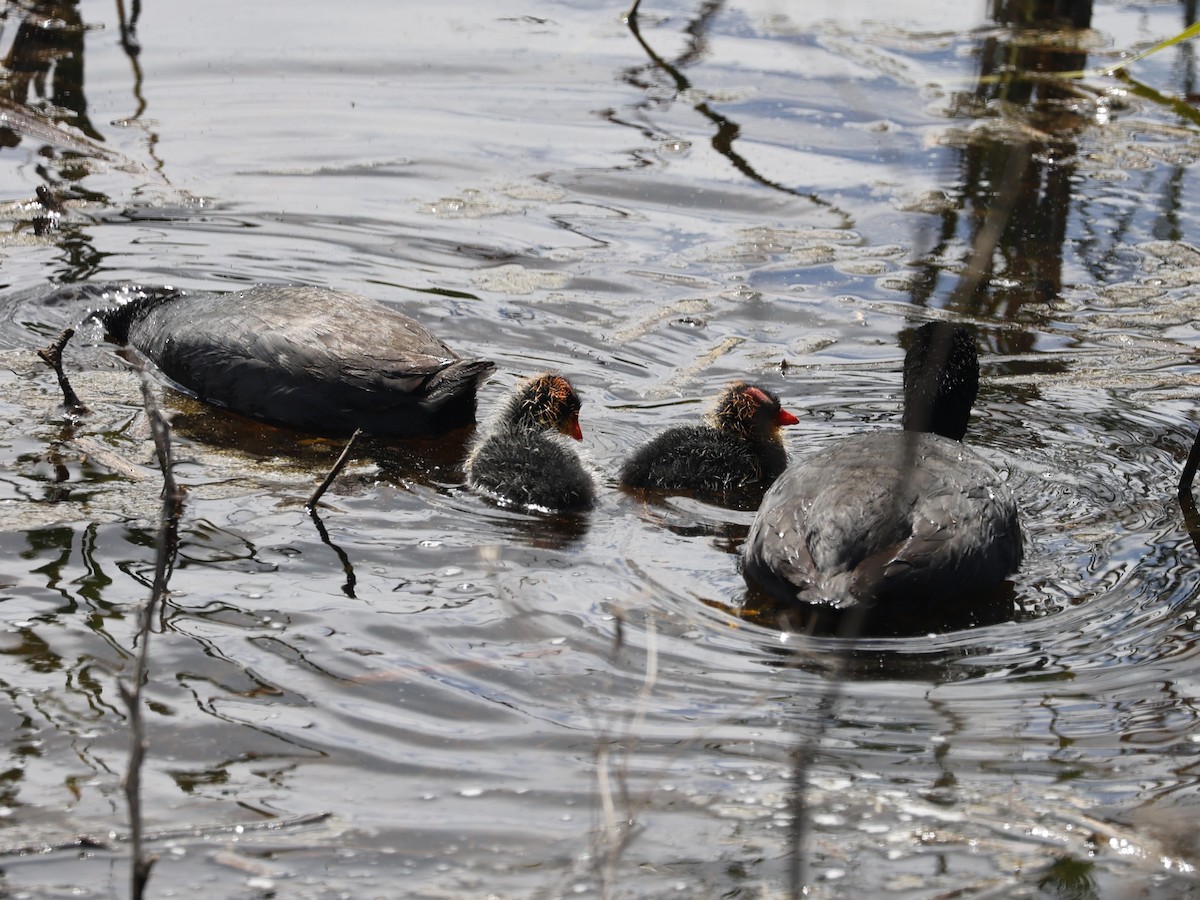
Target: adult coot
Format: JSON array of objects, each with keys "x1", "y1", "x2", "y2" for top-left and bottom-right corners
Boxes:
[
  {"x1": 742, "y1": 323, "x2": 1022, "y2": 634},
  {"x1": 465, "y1": 372, "x2": 595, "y2": 514},
  {"x1": 619, "y1": 382, "x2": 799, "y2": 509},
  {"x1": 92, "y1": 285, "x2": 495, "y2": 437}
]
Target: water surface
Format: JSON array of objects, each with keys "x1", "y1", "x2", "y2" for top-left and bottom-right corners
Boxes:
[{"x1": 2, "y1": 0, "x2": 1200, "y2": 896}]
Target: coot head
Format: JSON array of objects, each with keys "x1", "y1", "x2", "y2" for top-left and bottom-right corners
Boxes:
[
  {"x1": 713, "y1": 382, "x2": 801, "y2": 438},
  {"x1": 503, "y1": 372, "x2": 584, "y2": 440}
]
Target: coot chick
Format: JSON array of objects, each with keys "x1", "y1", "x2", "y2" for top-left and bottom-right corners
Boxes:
[
  {"x1": 619, "y1": 382, "x2": 799, "y2": 509},
  {"x1": 465, "y1": 373, "x2": 595, "y2": 514},
  {"x1": 742, "y1": 323, "x2": 1022, "y2": 635},
  {"x1": 91, "y1": 285, "x2": 494, "y2": 437}
]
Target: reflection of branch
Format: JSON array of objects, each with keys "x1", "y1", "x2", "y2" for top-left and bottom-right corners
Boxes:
[
  {"x1": 1181, "y1": 414, "x2": 1200, "y2": 556},
  {"x1": 783, "y1": 599, "x2": 866, "y2": 896},
  {"x1": 592, "y1": 618, "x2": 656, "y2": 895},
  {"x1": 624, "y1": 1, "x2": 850, "y2": 225},
  {"x1": 120, "y1": 367, "x2": 186, "y2": 900},
  {"x1": 309, "y1": 507, "x2": 358, "y2": 599},
  {"x1": 947, "y1": 142, "x2": 1032, "y2": 310},
  {"x1": 1181, "y1": 485, "x2": 1200, "y2": 556},
  {"x1": 116, "y1": 0, "x2": 144, "y2": 57},
  {"x1": 115, "y1": 0, "x2": 146, "y2": 118}
]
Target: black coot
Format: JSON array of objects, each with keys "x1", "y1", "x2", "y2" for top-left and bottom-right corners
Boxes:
[
  {"x1": 619, "y1": 382, "x2": 799, "y2": 508},
  {"x1": 742, "y1": 323, "x2": 1022, "y2": 634},
  {"x1": 465, "y1": 372, "x2": 595, "y2": 513},
  {"x1": 93, "y1": 285, "x2": 495, "y2": 437}
]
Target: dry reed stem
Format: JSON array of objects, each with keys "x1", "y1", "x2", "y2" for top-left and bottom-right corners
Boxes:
[
  {"x1": 118, "y1": 367, "x2": 185, "y2": 900},
  {"x1": 593, "y1": 617, "x2": 658, "y2": 900}
]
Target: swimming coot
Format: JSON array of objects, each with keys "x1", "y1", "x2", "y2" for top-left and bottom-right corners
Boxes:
[
  {"x1": 465, "y1": 373, "x2": 595, "y2": 513},
  {"x1": 619, "y1": 382, "x2": 799, "y2": 508},
  {"x1": 742, "y1": 323, "x2": 1022, "y2": 634},
  {"x1": 92, "y1": 285, "x2": 495, "y2": 437}
]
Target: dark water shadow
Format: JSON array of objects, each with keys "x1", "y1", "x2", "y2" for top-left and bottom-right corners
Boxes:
[
  {"x1": 163, "y1": 394, "x2": 477, "y2": 487},
  {"x1": 167, "y1": 393, "x2": 594, "y2": 552},
  {"x1": 737, "y1": 578, "x2": 1020, "y2": 642}
]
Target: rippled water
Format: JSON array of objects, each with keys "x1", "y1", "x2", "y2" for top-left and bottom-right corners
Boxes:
[{"x1": 2, "y1": 0, "x2": 1200, "y2": 896}]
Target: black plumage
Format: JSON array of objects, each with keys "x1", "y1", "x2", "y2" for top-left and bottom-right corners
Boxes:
[
  {"x1": 742, "y1": 323, "x2": 1022, "y2": 634},
  {"x1": 465, "y1": 373, "x2": 595, "y2": 514},
  {"x1": 92, "y1": 284, "x2": 494, "y2": 437},
  {"x1": 619, "y1": 382, "x2": 798, "y2": 509}
]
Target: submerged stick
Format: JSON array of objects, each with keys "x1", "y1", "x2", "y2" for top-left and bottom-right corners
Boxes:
[
  {"x1": 119, "y1": 367, "x2": 185, "y2": 900},
  {"x1": 36, "y1": 326, "x2": 87, "y2": 415},
  {"x1": 307, "y1": 428, "x2": 364, "y2": 508},
  {"x1": 1178, "y1": 426, "x2": 1200, "y2": 554},
  {"x1": 1179, "y1": 425, "x2": 1200, "y2": 501}
]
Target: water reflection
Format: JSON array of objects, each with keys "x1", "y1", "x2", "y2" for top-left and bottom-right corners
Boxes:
[
  {"x1": 114, "y1": 0, "x2": 144, "y2": 106},
  {"x1": 1, "y1": 0, "x2": 1199, "y2": 894},
  {"x1": 1, "y1": 0, "x2": 98, "y2": 142},
  {"x1": 308, "y1": 508, "x2": 357, "y2": 599},
  {"x1": 0, "y1": 0, "x2": 154, "y2": 268},
  {"x1": 910, "y1": 1, "x2": 1095, "y2": 326},
  {"x1": 622, "y1": 0, "x2": 850, "y2": 225}
]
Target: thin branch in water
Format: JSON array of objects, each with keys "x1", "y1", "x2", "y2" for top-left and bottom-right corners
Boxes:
[
  {"x1": 307, "y1": 428, "x2": 364, "y2": 508},
  {"x1": 785, "y1": 152, "x2": 1033, "y2": 900},
  {"x1": 1179, "y1": 425, "x2": 1200, "y2": 502},
  {"x1": 119, "y1": 367, "x2": 186, "y2": 900},
  {"x1": 36, "y1": 326, "x2": 87, "y2": 415}
]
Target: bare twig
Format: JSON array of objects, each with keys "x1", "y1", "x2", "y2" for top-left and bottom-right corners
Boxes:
[
  {"x1": 36, "y1": 326, "x2": 87, "y2": 415},
  {"x1": 307, "y1": 428, "x2": 364, "y2": 508},
  {"x1": 119, "y1": 368, "x2": 185, "y2": 900}
]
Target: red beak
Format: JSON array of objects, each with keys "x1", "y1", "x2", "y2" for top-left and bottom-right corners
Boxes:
[
  {"x1": 567, "y1": 413, "x2": 583, "y2": 441},
  {"x1": 777, "y1": 408, "x2": 800, "y2": 427}
]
